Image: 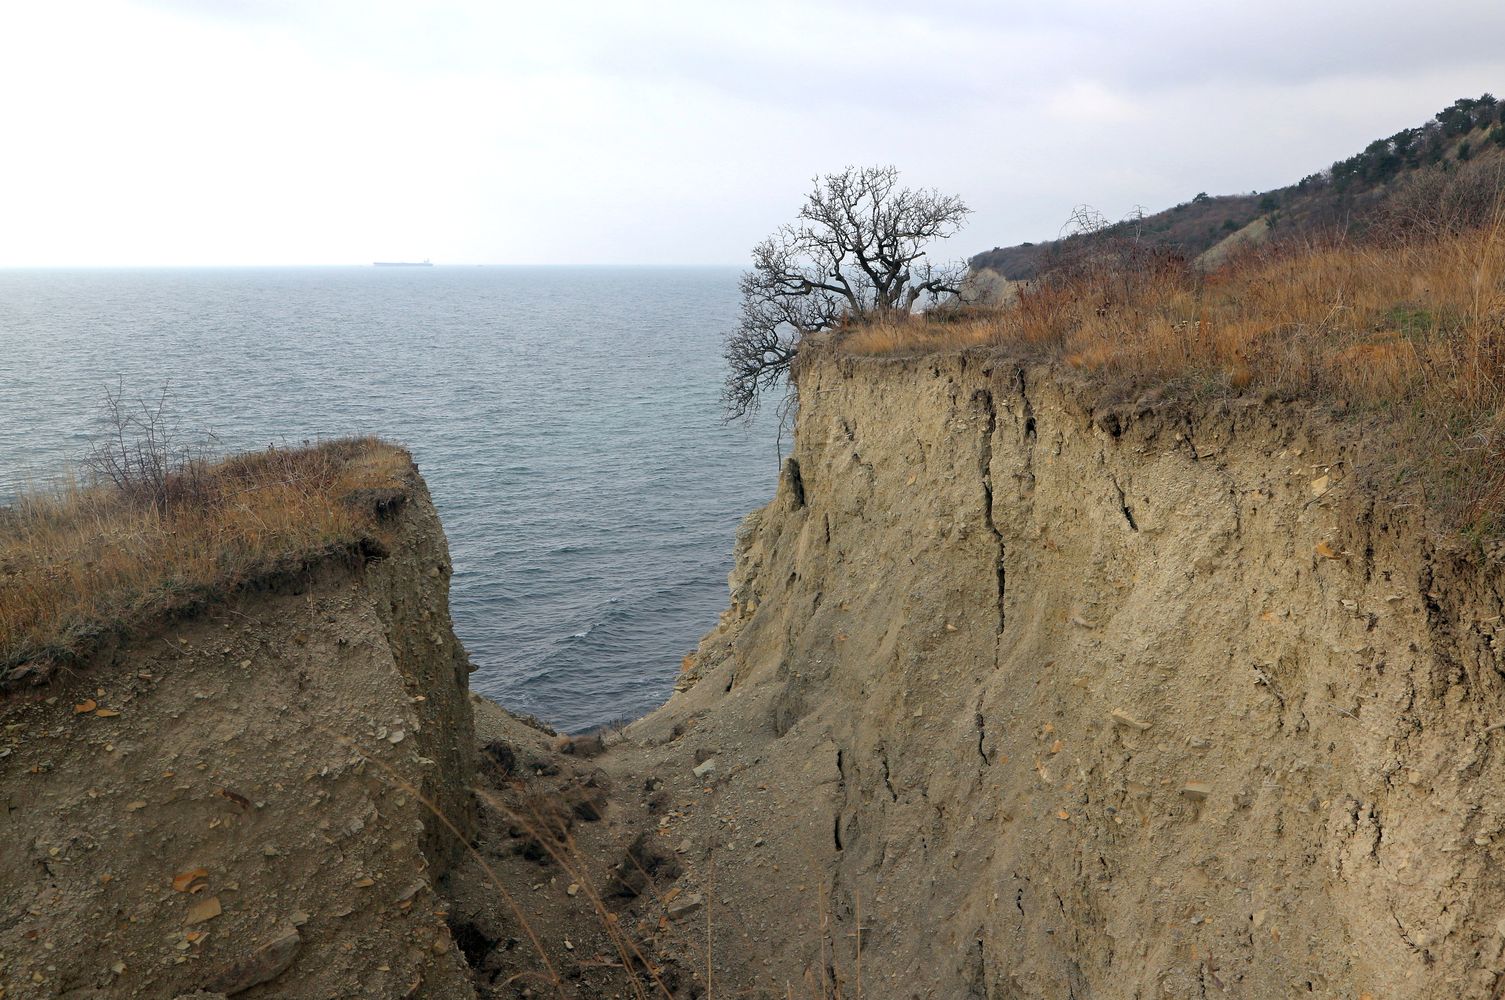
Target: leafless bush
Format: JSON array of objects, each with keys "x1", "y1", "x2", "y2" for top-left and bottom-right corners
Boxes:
[
  {"x1": 1036, "y1": 203, "x2": 1192, "y2": 311},
  {"x1": 84, "y1": 383, "x2": 211, "y2": 512}
]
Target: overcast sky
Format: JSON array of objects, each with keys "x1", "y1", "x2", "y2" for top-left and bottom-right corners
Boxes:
[{"x1": 1, "y1": 1, "x2": 1502, "y2": 267}]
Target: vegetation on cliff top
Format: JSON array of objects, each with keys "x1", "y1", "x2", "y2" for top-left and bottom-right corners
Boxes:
[
  {"x1": 0, "y1": 436, "x2": 411, "y2": 680},
  {"x1": 841, "y1": 157, "x2": 1505, "y2": 539},
  {"x1": 723, "y1": 165, "x2": 971, "y2": 419}
]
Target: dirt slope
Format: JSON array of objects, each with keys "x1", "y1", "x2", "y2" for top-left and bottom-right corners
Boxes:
[{"x1": 611, "y1": 346, "x2": 1505, "y2": 998}]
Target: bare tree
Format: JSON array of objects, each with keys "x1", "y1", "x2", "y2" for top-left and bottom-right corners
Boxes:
[{"x1": 723, "y1": 166, "x2": 970, "y2": 418}]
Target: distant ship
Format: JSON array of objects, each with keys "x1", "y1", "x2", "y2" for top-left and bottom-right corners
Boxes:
[{"x1": 373, "y1": 259, "x2": 433, "y2": 267}]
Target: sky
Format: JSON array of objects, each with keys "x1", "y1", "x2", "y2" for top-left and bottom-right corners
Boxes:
[{"x1": 1, "y1": 1, "x2": 1502, "y2": 267}]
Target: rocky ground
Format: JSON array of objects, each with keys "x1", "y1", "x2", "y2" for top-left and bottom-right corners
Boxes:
[
  {"x1": 452, "y1": 692, "x2": 849, "y2": 1000},
  {"x1": 0, "y1": 580, "x2": 475, "y2": 999},
  {"x1": 446, "y1": 697, "x2": 693, "y2": 999}
]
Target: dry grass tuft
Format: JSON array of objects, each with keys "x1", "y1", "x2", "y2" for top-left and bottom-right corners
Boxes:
[
  {"x1": 840, "y1": 311, "x2": 998, "y2": 356},
  {"x1": 839, "y1": 215, "x2": 1505, "y2": 538},
  {"x1": 0, "y1": 438, "x2": 411, "y2": 673}
]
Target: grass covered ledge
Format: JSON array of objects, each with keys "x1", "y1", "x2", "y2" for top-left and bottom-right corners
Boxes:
[
  {"x1": 839, "y1": 217, "x2": 1505, "y2": 541},
  {"x1": 0, "y1": 437, "x2": 412, "y2": 686}
]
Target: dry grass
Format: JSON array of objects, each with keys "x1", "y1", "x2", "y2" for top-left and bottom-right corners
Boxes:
[
  {"x1": 841, "y1": 216, "x2": 1505, "y2": 538},
  {"x1": 0, "y1": 437, "x2": 411, "y2": 673},
  {"x1": 841, "y1": 315, "x2": 997, "y2": 356}
]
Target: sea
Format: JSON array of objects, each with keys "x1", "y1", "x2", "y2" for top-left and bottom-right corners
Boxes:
[{"x1": 0, "y1": 266, "x2": 780, "y2": 732}]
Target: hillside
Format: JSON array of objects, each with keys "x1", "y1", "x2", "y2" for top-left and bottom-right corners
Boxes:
[{"x1": 970, "y1": 94, "x2": 1505, "y2": 280}]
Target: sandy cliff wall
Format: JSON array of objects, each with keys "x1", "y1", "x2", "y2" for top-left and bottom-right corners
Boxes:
[
  {"x1": 627, "y1": 346, "x2": 1505, "y2": 999},
  {"x1": 0, "y1": 468, "x2": 478, "y2": 1000}
]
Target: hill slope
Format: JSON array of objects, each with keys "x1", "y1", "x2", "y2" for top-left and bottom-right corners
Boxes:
[{"x1": 971, "y1": 94, "x2": 1505, "y2": 280}]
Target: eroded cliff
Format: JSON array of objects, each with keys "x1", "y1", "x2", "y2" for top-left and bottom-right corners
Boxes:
[
  {"x1": 622, "y1": 345, "x2": 1505, "y2": 999},
  {"x1": 12, "y1": 350, "x2": 1505, "y2": 999},
  {"x1": 0, "y1": 467, "x2": 480, "y2": 999}
]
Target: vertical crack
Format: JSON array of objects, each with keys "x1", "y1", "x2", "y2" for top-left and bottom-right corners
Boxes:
[
  {"x1": 975, "y1": 389, "x2": 1006, "y2": 632},
  {"x1": 783, "y1": 456, "x2": 805, "y2": 509},
  {"x1": 1110, "y1": 474, "x2": 1138, "y2": 532},
  {"x1": 881, "y1": 749, "x2": 898, "y2": 802},
  {"x1": 1017, "y1": 368, "x2": 1036, "y2": 440}
]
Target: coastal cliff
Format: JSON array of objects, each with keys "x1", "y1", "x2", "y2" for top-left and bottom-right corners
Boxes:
[
  {"x1": 621, "y1": 345, "x2": 1505, "y2": 998},
  {"x1": 10, "y1": 347, "x2": 1505, "y2": 999},
  {"x1": 0, "y1": 467, "x2": 480, "y2": 999}
]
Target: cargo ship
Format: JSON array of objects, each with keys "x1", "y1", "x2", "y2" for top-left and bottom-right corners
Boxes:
[{"x1": 372, "y1": 259, "x2": 433, "y2": 267}]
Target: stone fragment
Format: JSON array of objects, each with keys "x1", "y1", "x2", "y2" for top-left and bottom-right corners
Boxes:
[
  {"x1": 691, "y1": 758, "x2": 717, "y2": 779},
  {"x1": 1181, "y1": 783, "x2": 1213, "y2": 801},
  {"x1": 1110, "y1": 709, "x2": 1152, "y2": 731},
  {"x1": 667, "y1": 892, "x2": 704, "y2": 920},
  {"x1": 185, "y1": 897, "x2": 223, "y2": 924}
]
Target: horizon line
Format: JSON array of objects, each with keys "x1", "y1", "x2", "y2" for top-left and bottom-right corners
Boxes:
[{"x1": 0, "y1": 261, "x2": 752, "y2": 270}]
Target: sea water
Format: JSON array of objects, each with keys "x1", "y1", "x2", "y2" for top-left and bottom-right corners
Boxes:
[{"x1": 0, "y1": 266, "x2": 779, "y2": 731}]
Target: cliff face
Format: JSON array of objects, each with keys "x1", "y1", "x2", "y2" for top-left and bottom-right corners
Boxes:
[
  {"x1": 0, "y1": 470, "x2": 479, "y2": 1000},
  {"x1": 627, "y1": 347, "x2": 1505, "y2": 998}
]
